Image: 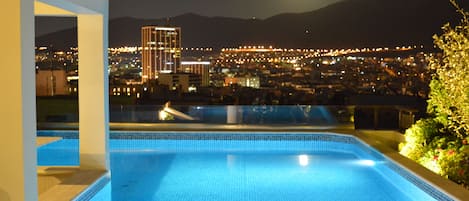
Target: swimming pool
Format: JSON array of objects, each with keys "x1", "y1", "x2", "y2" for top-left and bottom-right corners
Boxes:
[{"x1": 37, "y1": 131, "x2": 454, "y2": 201}]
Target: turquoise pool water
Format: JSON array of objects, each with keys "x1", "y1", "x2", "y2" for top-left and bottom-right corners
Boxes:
[{"x1": 37, "y1": 131, "x2": 452, "y2": 201}]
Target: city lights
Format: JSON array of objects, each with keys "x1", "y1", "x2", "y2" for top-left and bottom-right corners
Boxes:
[{"x1": 36, "y1": 40, "x2": 431, "y2": 104}]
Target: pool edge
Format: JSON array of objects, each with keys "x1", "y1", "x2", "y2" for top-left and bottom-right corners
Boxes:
[{"x1": 39, "y1": 129, "x2": 469, "y2": 201}]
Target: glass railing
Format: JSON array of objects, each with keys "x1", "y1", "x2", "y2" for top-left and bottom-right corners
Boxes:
[
  {"x1": 37, "y1": 105, "x2": 353, "y2": 125},
  {"x1": 37, "y1": 104, "x2": 417, "y2": 129},
  {"x1": 109, "y1": 105, "x2": 354, "y2": 125}
]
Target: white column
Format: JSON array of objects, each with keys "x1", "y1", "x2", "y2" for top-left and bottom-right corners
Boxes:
[
  {"x1": 0, "y1": 0, "x2": 37, "y2": 201},
  {"x1": 78, "y1": 14, "x2": 110, "y2": 170},
  {"x1": 227, "y1": 106, "x2": 242, "y2": 124}
]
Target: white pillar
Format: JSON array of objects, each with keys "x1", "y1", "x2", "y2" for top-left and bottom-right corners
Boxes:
[
  {"x1": 0, "y1": 0, "x2": 37, "y2": 200},
  {"x1": 227, "y1": 106, "x2": 242, "y2": 124},
  {"x1": 78, "y1": 14, "x2": 110, "y2": 170}
]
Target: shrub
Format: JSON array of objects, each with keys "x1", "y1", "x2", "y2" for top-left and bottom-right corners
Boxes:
[{"x1": 400, "y1": 0, "x2": 469, "y2": 188}]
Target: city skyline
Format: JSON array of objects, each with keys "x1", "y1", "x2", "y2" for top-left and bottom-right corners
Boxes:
[
  {"x1": 33, "y1": 0, "x2": 468, "y2": 105},
  {"x1": 36, "y1": 40, "x2": 431, "y2": 105}
]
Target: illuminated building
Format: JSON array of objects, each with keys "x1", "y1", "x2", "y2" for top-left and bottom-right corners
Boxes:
[
  {"x1": 36, "y1": 69, "x2": 69, "y2": 96},
  {"x1": 181, "y1": 61, "x2": 211, "y2": 86},
  {"x1": 141, "y1": 26, "x2": 182, "y2": 83},
  {"x1": 225, "y1": 75, "x2": 260, "y2": 89},
  {"x1": 158, "y1": 73, "x2": 202, "y2": 93}
]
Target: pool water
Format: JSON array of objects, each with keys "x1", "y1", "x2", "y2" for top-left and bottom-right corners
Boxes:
[
  {"x1": 37, "y1": 133, "x2": 446, "y2": 201},
  {"x1": 112, "y1": 151, "x2": 409, "y2": 201}
]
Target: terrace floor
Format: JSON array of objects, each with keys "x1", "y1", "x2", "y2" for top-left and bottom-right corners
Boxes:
[
  {"x1": 36, "y1": 137, "x2": 107, "y2": 201},
  {"x1": 36, "y1": 137, "x2": 61, "y2": 147},
  {"x1": 38, "y1": 167, "x2": 106, "y2": 201}
]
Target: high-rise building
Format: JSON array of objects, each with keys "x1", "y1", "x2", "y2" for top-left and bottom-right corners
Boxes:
[{"x1": 141, "y1": 26, "x2": 182, "y2": 83}]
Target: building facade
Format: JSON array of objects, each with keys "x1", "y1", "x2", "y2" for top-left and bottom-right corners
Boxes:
[
  {"x1": 225, "y1": 75, "x2": 260, "y2": 89},
  {"x1": 181, "y1": 61, "x2": 211, "y2": 87},
  {"x1": 141, "y1": 26, "x2": 182, "y2": 83},
  {"x1": 36, "y1": 69, "x2": 69, "y2": 96},
  {"x1": 158, "y1": 73, "x2": 202, "y2": 93}
]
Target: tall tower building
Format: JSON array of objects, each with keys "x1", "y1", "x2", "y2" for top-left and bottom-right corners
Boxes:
[{"x1": 141, "y1": 26, "x2": 181, "y2": 83}]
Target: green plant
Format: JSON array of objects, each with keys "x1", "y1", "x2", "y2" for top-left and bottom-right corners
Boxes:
[
  {"x1": 399, "y1": 119, "x2": 441, "y2": 161},
  {"x1": 428, "y1": 0, "x2": 469, "y2": 138},
  {"x1": 400, "y1": 0, "x2": 469, "y2": 189}
]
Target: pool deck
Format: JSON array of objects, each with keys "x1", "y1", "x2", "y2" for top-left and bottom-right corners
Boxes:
[
  {"x1": 355, "y1": 130, "x2": 469, "y2": 201},
  {"x1": 36, "y1": 124, "x2": 469, "y2": 200},
  {"x1": 38, "y1": 122, "x2": 355, "y2": 131},
  {"x1": 37, "y1": 137, "x2": 108, "y2": 201},
  {"x1": 37, "y1": 137, "x2": 62, "y2": 147},
  {"x1": 38, "y1": 167, "x2": 107, "y2": 201}
]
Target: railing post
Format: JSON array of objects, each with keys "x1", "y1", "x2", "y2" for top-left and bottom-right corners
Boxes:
[{"x1": 227, "y1": 105, "x2": 242, "y2": 124}]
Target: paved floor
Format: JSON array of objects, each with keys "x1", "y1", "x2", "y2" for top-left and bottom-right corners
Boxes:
[
  {"x1": 355, "y1": 130, "x2": 405, "y2": 151},
  {"x1": 37, "y1": 137, "x2": 61, "y2": 147},
  {"x1": 38, "y1": 137, "x2": 64, "y2": 198},
  {"x1": 38, "y1": 167, "x2": 106, "y2": 201},
  {"x1": 38, "y1": 122, "x2": 355, "y2": 131},
  {"x1": 354, "y1": 130, "x2": 469, "y2": 200},
  {"x1": 37, "y1": 137, "x2": 107, "y2": 201}
]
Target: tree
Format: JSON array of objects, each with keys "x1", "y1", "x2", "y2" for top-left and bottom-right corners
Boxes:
[
  {"x1": 400, "y1": 0, "x2": 469, "y2": 188},
  {"x1": 428, "y1": 0, "x2": 469, "y2": 138}
]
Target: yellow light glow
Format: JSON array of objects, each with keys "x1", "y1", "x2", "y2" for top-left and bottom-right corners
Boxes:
[{"x1": 159, "y1": 110, "x2": 169, "y2": 120}]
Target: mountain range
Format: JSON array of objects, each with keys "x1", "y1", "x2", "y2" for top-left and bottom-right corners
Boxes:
[{"x1": 36, "y1": 0, "x2": 468, "y2": 49}]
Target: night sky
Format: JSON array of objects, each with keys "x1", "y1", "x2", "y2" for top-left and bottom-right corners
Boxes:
[
  {"x1": 36, "y1": 0, "x2": 342, "y2": 36},
  {"x1": 109, "y1": 0, "x2": 343, "y2": 19}
]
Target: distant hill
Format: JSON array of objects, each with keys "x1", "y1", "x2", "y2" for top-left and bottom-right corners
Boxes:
[{"x1": 36, "y1": 0, "x2": 468, "y2": 49}]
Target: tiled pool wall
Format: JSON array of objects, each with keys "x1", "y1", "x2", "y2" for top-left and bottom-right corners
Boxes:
[
  {"x1": 38, "y1": 130, "x2": 455, "y2": 201},
  {"x1": 72, "y1": 174, "x2": 111, "y2": 201},
  {"x1": 351, "y1": 138, "x2": 455, "y2": 201}
]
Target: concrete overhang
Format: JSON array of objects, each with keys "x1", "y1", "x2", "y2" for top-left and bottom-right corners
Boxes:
[{"x1": 35, "y1": 0, "x2": 107, "y2": 16}]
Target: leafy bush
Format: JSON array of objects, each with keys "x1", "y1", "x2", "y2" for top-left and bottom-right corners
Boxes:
[
  {"x1": 399, "y1": 119, "x2": 441, "y2": 161},
  {"x1": 428, "y1": 0, "x2": 469, "y2": 138},
  {"x1": 400, "y1": 0, "x2": 469, "y2": 188},
  {"x1": 400, "y1": 117, "x2": 469, "y2": 187}
]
